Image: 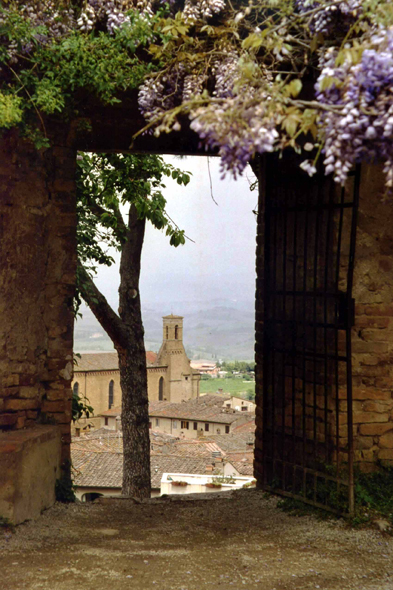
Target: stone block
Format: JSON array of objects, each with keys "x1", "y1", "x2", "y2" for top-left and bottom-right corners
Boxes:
[
  {"x1": 1, "y1": 374, "x2": 19, "y2": 387},
  {"x1": 0, "y1": 425, "x2": 61, "y2": 524},
  {"x1": 359, "y1": 423, "x2": 393, "y2": 436},
  {"x1": 19, "y1": 386, "x2": 40, "y2": 399},
  {"x1": 353, "y1": 411, "x2": 389, "y2": 424},
  {"x1": 364, "y1": 304, "x2": 393, "y2": 316},
  {"x1": 4, "y1": 398, "x2": 39, "y2": 411},
  {"x1": 355, "y1": 317, "x2": 390, "y2": 329},
  {"x1": 378, "y1": 448, "x2": 393, "y2": 461},
  {"x1": 352, "y1": 342, "x2": 389, "y2": 354},
  {"x1": 379, "y1": 431, "x2": 393, "y2": 449},
  {"x1": 0, "y1": 413, "x2": 18, "y2": 428},
  {"x1": 354, "y1": 436, "x2": 374, "y2": 450},
  {"x1": 41, "y1": 400, "x2": 66, "y2": 413},
  {"x1": 363, "y1": 400, "x2": 393, "y2": 413},
  {"x1": 352, "y1": 388, "x2": 392, "y2": 401}
]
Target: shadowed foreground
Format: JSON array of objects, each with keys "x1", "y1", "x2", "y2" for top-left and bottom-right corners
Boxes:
[{"x1": 1, "y1": 490, "x2": 392, "y2": 590}]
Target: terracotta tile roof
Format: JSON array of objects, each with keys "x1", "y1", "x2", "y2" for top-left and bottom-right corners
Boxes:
[
  {"x1": 156, "y1": 439, "x2": 224, "y2": 458},
  {"x1": 228, "y1": 460, "x2": 254, "y2": 476},
  {"x1": 72, "y1": 449, "x2": 220, "y2": 490},
  {"x1": 73, "y1": 428, "x2": 177, "y2": 454},
  {"x1": 74, "y1": 351, "x2": 158, "y2": 372},
  {"x1": 149, "y1": 395, "x2": 252, "y2": 425},
  {"x1": 231, "y1": 419, "x2": 256, "y2": 434},
  {"x1": 204, "y1": 430, "x2": 255, "y2": 453},
  {"x1": 226, "y1": 450, "x2": 254, "y2": 463}
]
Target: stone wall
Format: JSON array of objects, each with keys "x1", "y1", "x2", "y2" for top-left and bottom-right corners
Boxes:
[
  {"x1": 350, "y1": 164, "x2": 393, "y2": 470},
  {"x1": 0, "y1": 131, "x2": 76, "y2": 468}
]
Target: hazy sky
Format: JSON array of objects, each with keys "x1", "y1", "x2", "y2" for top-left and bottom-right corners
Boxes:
[{"x1": 93, "y1": 156, "x2": 258, "y2": 309}]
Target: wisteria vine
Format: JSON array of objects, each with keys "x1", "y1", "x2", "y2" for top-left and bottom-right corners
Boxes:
[{"x1": 1, "y1": 1, "x2": 393, "y2": 186}]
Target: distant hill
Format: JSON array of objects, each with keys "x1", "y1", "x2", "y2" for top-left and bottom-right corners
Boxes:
[{"x1": 74, "y1": 298, "x2": 255, "y2": 361}]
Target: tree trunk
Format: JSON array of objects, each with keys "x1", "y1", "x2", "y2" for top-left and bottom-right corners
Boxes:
[
  {"x1": 78, "y1": 203, "x2": 151, "y2": 498},
  {"x1": 118, "y1": 204, "x2": 151, "y2": 498}
]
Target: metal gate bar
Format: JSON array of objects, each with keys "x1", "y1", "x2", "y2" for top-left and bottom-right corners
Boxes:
[{"x1": 261, "y1": 156, "x2": 360, "y2": 515}]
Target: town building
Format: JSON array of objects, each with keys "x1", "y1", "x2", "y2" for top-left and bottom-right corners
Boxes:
[
  {"x1": 71, "y1": 426, "x2": 255, "y2": 500},
  {"x1": 99, "y1": 394, "x2": 254, "y2": 439},
  {"x1": 72, "y1": 315, "x2": 200, "y2": 431}
]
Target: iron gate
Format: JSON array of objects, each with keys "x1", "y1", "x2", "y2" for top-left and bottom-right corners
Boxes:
[{"x1": 261, "y1": 156, "x2": 360, "y2": 514}]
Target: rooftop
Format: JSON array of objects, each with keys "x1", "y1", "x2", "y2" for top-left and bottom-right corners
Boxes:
[
  {"x1": 74, "y1": 351, "x2": 158, "y2": 372},
  {"x1": 72, "y1": 450, "x2": 221, "y2": 490},
  {"x1": 204, "y1": 429, "x2": 255, "y2": 453},
  {"x1": 162, "y1": 314, "x2": 183, "y2": 319},
  {"x1": 148, "y1": 394, "x2": 253, "y2": 424}
]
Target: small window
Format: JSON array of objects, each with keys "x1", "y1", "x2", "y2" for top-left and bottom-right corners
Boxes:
[
  {"x1": 73, "y1": 382, "x2": 79, "y2": 396},
  {"x1": 149, "y1": 421, "x2": 152, "y2": 429},
  {"x1": 225, "y1": 425, "x2": 230, "y2": 434},
  {"x1": 205, "y1": 423, "x2": 209, "y2": 432},
  {"x1": 104, "y1": 417, "x2": 108, "y2": 426},
  {"x1": 158, "y1": 377, "x2": 164, "y2": 401},
  {"x1": 155, "y1": 418, "x2": 159, "y2": 427},
  {"x1": 108, "y1": 380, "x2": 114, "y2": 409},
  {"x1": 242, "y1": 406, "x2": 247, "y2": 411},
  {"x1": 185, "y1": 376, "x2": 188, "y2": 381},
  {"x1": 181, "y1": 421, "x2": 189, "y2": 429},
  {"x1": 175, "y1": 325, "x2": 178, "y2": 339},
  {"x1": 166, "y1": 326, "x2": 169, "y2": 339},
  {"x1": 173, "y1": 420, "x2": 178, "y2": 429},
  {"x1": 217, "y1": 428, "x2": 221, "y2": 434},
  {"x1": 226, "y1": 403, "x2": 231, "y2": 408},
  {"x1": 75, "y1": 428, "x2": 80, "y2": 437},
  {"x1": 193, "y1": 422, "x2": 198, "y2": 430}
]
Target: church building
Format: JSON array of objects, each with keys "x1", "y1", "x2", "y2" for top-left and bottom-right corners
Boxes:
[{"x1": 72, "y1": 315, "x2": 200, "y2": 430}]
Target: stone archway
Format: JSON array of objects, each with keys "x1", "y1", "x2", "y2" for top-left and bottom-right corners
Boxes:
[{"x1": 1, "y1": 102, "x2": 393, "y2": 522}]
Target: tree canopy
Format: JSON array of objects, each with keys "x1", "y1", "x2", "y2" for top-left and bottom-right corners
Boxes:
[{"x1": 1, "y1": 1, "x2": 393, "y2": 185}]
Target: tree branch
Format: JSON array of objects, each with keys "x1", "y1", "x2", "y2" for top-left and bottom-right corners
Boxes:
[
  {"x1": 77, "y1": 263, "x2": 129, "y2": 350},
  {"x1": 86, "y1": 197, "x2": 127, "y2": 243}
]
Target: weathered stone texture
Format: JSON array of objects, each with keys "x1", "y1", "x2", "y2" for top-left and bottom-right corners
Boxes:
[
  {"x1": 0, "y1": 425, "x2": 61, "y2": 524},
  {"x1": 0, "y1": 130, "x2": 76, "y2": 467},
  {"x1": 350, "y1": 164, "x2": 393, "y2": 468}
]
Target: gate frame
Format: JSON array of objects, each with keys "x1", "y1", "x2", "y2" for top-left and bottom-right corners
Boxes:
[{"x1": 259, "y1": 155, "x2": 361, "y2": 515}]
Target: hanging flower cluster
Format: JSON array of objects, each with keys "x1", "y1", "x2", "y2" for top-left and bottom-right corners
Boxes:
[
  {"x1": 1, "y1": 1, "x2": 393, "y2": 186},
  {"x1": 295, "y1": 0, "x2": 362, "y2": 34},
  {"x1": 316, "y1": 28, "x2": 393, "y2": 186}
]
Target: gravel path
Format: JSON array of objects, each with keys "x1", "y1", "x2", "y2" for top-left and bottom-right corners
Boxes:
[{"x1": 1, "y1": 490, "x2": 392, "y2": 590}]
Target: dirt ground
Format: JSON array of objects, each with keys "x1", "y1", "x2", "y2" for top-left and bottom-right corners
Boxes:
[{"x1": 1, "y1": 490, "x2": 392, "y2": 590}]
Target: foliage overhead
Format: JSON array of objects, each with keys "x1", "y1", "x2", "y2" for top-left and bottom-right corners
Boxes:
[{"x1": 1, "y1": 1, "x2": 393, "y2": 185}]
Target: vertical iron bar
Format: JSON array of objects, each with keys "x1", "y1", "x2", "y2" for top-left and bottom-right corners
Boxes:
[
  {"x1": 302, "y1": 191, "x2": 310, "y2": 496},
  {"x1": 346, "y1": 164, "x2": 361, "y2": 515},
  {"x1": 312, "y1": 188, "x2": 321, "y2": 502},
  {"x1": 334, "y1": 186, "x2": 345, "y2": 482},
  {"x1": 282, "y1": 184, "x2": 288, "y2": 490},
  {"x1": 292, "y1": 190, "x2": 298, "y2": 488},
  {"x1": 313, "y1": 192, "x2": 323, "y2": 502},
  {"x1": 323, "y1": 180, "x2": 335, "y2": 470},
  {"x1": 262, "y1": 160, "x2": 272, "y2": 488},
  {"x1": 272, "y1": 203, "x2": 278, "y2": 483}
]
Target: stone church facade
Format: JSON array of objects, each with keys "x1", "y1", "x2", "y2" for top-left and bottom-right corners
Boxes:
[{"x1": 72, "y1": 315, "x2": 200, "y2": 430}]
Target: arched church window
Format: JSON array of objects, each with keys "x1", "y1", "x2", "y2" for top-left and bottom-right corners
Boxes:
[
  {"x1": 175, "y1": 325, "x2": 178, "y2": 339},
  {"x1": 73, "y1": 382, "x2": 79, "y2": 396},
  {"x1": 158, "y1": 377, "x2": 164, "y2": 401},
  {"x1": 166, "y1": 326, "x2": 169, "y2": 339},
  {"x1": 109, "y1": 380, "x2": 114, "y2": 409}
]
